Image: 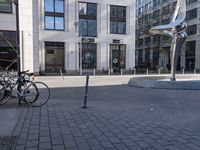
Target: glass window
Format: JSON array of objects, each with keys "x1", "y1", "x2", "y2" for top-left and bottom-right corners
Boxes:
[
  {"x1": 118, "y1": 22, "x2": 126, "y2": 34},
  {"x1": 0, "y1": 0, "x2": 12, "y2": 13},
  {"x1": 88, "y1": 20, "x2": 96, "y2": 37},
  {"x1": 118, "y1": 7, "x2": 126, "y2": 19},
  {"x1": 55, "y1": 0, "x2": 64, "y2": 13},
  {"x1": 88, "y1": 3, "x2": 96, "y2": 16},
  {"x1": 110, "y1": 6, "x2": 117, "y2": 17},
  {"x1": 79, "y1": 2, "x2": 87, "y2": 15},
  {"x1": 110, "y1": 22, "x2": 117, "y2": 33},
  {"x1": 44, "y1": 0, "x2": 64, "y2": 30},
  {"x1": 45, "y1": 16, "x2": 54, "y2": 29},
  {"x1": 55, "y1": 17, "x2": 64, "y2": 30},
  {"x1": 79, "y1": 19, "x2": 87, "y2": 36},
  {"x1": 79, "y1": 2, "x2": 97, "y2": 37},
  {"x1": 110, "y1": 5, "x2": 126, "y2": 34}
]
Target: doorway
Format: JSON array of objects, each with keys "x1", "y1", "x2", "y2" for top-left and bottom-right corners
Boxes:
[
  {"x1": 45, "y1": 42, "x2": 64, "y2": 72},
  {"x1": 110, "y1": 44, "x2": 126, "y2": 73}
]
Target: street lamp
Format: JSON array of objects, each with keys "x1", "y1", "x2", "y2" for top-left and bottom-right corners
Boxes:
[{"x1": 12, "y1": 0, "x2": 21, "y2": 76}]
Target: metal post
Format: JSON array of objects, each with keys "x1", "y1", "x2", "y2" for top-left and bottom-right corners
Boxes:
[
  {"x1": 13, "y1": 0, "x2": 21, "y2": 76},
  {"x1": 83, "y1": 74, "x2": 89, "y2": 109},
  {"x1": 158, "y1": 68, "x2": 161, "y2": 75},
  {"x1": 93, "y1": 68, "x2": 96, "y2": 77},
  {"x1": 79, "y1": 42, "x2": 82, "y2": 76},
  {"x1": 13, "y1": 0, "x2": 22, "y2": 104},
  {"x1": 120, "y1": 69, "x2": 123, "y2": 76},
  {"x1": 182, "y1": 68, "x2": 185, "y2": 74},
  {"x1": 60, "y1": 68, "x2": 64, "y2": 80},
  {"x1": 194, "y1": 68, "x2": 196, "y2": 74},
  {"x1": 146, "y1": 68, "x2": 149, "y2": 75},
  {"x1": 134, "y1": 68, "x2": 136, "y2": 76},
  {"x1": 108, "y1": 68, "x2": 110, "y2": 76}
]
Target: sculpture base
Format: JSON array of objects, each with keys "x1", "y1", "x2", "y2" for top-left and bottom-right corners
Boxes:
[{"x1": 128, "y1": 75, "x2": 200, "y2": 90}]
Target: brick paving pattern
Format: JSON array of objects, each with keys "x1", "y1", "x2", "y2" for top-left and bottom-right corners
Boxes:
[
  {"x1": 1, "y1": 77, "x2": 200, "y2": 150},
  {"x1": 11, "y1": 104, "x2": 200, "y2": 150}
]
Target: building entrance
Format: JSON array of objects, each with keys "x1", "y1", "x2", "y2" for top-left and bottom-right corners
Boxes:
[
  {"x1": 110, "y1": 44, "x2": 126, "y2": 73},
  {"x1": 45, "y1": 42, "x2": 64, "y2": 72},
  {"x1": 81, "y1": 43, "x2": 97, "y2": 69}
]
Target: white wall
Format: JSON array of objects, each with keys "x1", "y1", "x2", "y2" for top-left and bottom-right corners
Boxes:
[{"x1": 0, "y1": 0, "x2": 135, "y2": 73}]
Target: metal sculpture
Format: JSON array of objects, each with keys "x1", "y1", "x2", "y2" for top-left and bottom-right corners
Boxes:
[{"x1": 149, "y1": 0, "x2": 187, "y2": 81}]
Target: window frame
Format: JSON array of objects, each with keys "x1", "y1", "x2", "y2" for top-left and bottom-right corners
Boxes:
[
  {"x1": 110, "y1": 5, "x2": 127, "y2": 34},
  {"x1": 44, "y1": 0, "x2": 65, "y2": 31},
  {"x1": 79, "y1": 2, "x2": 97, "y2": 37}
]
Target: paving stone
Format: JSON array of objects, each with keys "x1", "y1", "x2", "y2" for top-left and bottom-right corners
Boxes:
[
  {"x1": 114, "y1": 143, "x2": 130, "y2": 150},
  {"x1": 39, "y1": 142, "x2": 52, "y2": 150},
  {"x1": 52, "y1": 145, "x2": 65, "y2": 150}
]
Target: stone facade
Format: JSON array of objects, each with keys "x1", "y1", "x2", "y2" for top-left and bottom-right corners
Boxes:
[{"x1": 0, "y1": 0, "x2": 135, "y2": 74}]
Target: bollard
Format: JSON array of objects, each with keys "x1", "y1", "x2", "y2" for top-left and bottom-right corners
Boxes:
[
  {"x1": 83, "y1": 74, "x2": 89, "y2": 109},
  {"x1": 80, "y1": 68, "x2": 82, "y2": 76},
  {"x1": 93, "y1": 68, "x2": 96, "y2": 77},
  {"x1": 121, "y1": 69, "x2": 123, "y2": 76},
  {"x1": 182, "y1": 68, "x2": 185, "y2": 74},
  {"x1": 60, "y1": 68, "x2": 64, "y2": 80},
  {"x1": 146, "y1": 68, "x2": 149, "y2": 75},
  {"x1": 134, "y1": 68, "x2": 136, "y2": 76},
  {"x1": 194, "y1": 68, "x2": 196, "y2": 74},
  {"x1": 108, "y1": 69, "x2": 111, "y2": 76},
  {"x1": 158, "y1": 68, "x2": 161, "y2": 75}
]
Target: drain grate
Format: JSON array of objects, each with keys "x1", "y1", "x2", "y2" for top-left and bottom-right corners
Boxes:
[{"x1": 0, "y1": 136, "x2": 18, "y2": 150}]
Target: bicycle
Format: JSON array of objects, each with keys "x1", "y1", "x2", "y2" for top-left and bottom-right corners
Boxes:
[{"x1": 0, "y1": 70, "x2": 50, "y2": 107}]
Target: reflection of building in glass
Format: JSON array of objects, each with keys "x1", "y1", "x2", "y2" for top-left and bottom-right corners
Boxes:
[
  {"x1": 0, "y1": 0, "x2": 135, "y2": 74},
  {"x1": 136, "y1": 0, "x2": 200, "y2": 71}
]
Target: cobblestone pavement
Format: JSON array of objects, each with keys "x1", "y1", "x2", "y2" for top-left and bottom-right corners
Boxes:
[{"x1": 1, "y1": 76, "x2": 200, "y2": 150}]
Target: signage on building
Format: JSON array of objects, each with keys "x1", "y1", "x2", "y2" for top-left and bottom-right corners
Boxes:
[
  {"x1": 82, "y1": 38, "x2": 95, "y2": 43},
  {"x1": 113, "y1": 39, "x2": 120, "y2": 44}
]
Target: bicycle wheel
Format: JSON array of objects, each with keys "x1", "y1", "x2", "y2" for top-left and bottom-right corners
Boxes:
[
  {"x1": 0, "y1": 82, "x2": 12, "y2": 105},
  {"x1": 25, "y1": 82, "x2": 50, "y2": 107}
]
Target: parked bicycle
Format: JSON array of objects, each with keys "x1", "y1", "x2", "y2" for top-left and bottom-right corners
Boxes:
[{"x1": 0, "y1": 70, "x2": 50, "y2": 107}]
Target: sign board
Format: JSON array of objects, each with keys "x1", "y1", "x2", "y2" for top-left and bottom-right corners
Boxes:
[
  {"x1": 113, "y1": 39, "x2": 120, "y2": 44},
  {"x1": 82, "y1": 38, "x2": 95, "y2": 43}
]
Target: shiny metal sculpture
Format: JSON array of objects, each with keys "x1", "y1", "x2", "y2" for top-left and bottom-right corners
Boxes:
[{"x1": 149, "y1": 0, "x2": 187, "y2": 81}]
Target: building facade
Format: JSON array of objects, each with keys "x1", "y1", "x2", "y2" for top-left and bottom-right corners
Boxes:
[
  {"x1": 136, "y1": 0, "x2": 200, "y2": 71},
  {"x1": 0, "y1": 0, "x2": 135, "y2": 74}
]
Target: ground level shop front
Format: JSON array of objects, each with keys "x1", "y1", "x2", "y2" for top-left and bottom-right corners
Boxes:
[{"x1": 40, "y1": 39, "x2": 134, "y2": 74}]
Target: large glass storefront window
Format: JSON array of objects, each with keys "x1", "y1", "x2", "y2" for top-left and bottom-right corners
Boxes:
[
  {"x1": 45, "y1": 42, "x2": 65, "y2": 72},
  {"x1": 79, "y1": 2, "x2": 97, "y2": 37},
  {"x1": 0, "y1": 31, "x2": 17, "y2": 70},
  {"x1": 0, "y1": 0, "x2": 12, "y2": 13},
  {"x1": 81, "y1": 43, "x2": 97, "y2": 69},
  {"x1": 110, "y1": 5, "x2": 126, "y2": 34},
  {"x1": 110, "y1": 45, "x2": 126, "y2": 72},
  {"x1": 44, "y1": 0, "x2": 64, "y2": 30}
]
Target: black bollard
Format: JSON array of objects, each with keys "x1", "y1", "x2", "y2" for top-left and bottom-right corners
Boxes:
[{"x1": 83, "y1": 74, "x2": 89, "y2": 109}]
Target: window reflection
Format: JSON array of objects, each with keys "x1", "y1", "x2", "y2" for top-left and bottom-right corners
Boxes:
[
  {"x1": 79, "y1": 3, "x2": 87, "y2": 15},
  {"x1": 44, "y1": 0, "x2": 64, "y2": 30},
  {"x1": 55, "y1": 17, "x2": 64, "y2": 30},
  {"x1": 45, "y1": 16, "x2": 54, "y2": 29},
  {"x1": 110, "y1": 5, "x2": 126, "y2": 34},
  {"x1": 45, "y1": 0, "x2": 54, "y2": 12},
  {"x1": 79, "y1": 2, "x2": 97, "y2": 37},
  {"x1": 0, "y1": 0, "x2": 12, "y2": 13},
  {"x1": 55, "y1": 0, "x2": 64, "y2": 13}
]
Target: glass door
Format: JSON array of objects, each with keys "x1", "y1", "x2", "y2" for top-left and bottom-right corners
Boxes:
[
  {"x1": 110, "y1": 44, "x2": 126, "y2": 73},
  {"x1": 45, "y1": 42, "x2": 64, "y2": 72},
  {"x1": 82, "y1": 43, "x2": 97, "y2": 69}
]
